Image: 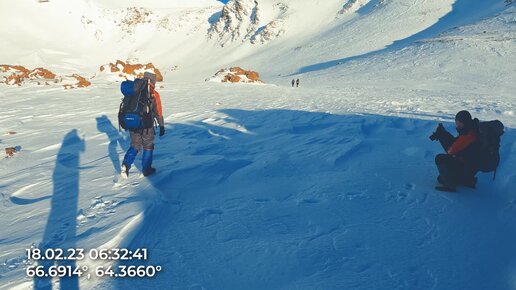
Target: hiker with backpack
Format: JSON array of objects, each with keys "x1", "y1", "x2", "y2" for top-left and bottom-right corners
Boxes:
[
  {"x1": 430, "y1": 110, "x2": 504, "y2": 192},
  {"x1": 118, "y1": 72, "x2": 165, "y2": 178}
]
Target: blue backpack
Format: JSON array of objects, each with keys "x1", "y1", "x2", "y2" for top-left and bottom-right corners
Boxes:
[{"x1": 118, "y1": 79, "x2": 153, "y2": 130}]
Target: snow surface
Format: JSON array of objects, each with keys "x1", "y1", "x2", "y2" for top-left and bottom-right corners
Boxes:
[{"x1": 1, "y1": 0, "x2": 515, "y2": 289}]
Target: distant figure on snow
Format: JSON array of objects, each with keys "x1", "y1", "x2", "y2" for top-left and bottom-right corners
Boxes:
[
  {"x1": 291, "y1": 79, "x2": 295, "y2": 87},
  {"x1": 119, "y1": 72, "x2": 165, "y2": 178},
  {"x1": 296, "y1": 78, "x2": 300, "y2": 87}
]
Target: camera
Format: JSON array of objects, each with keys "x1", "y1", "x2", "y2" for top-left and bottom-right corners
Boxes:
[{"x1": 429, "y1": 123, "x2": 444, "y2": 141}]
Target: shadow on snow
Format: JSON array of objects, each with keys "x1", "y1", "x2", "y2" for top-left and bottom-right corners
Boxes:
[
  {"x1": 101, "y1": 109, "x2": 515, "y2": 290},
  {"x1": 34, "y1": 129, "x2": 84, "y2": 290}
]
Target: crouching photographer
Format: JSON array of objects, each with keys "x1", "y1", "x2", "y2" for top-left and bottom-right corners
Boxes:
[{"x1": 430, "y1": 111, "x2": 480, "y2": 192}]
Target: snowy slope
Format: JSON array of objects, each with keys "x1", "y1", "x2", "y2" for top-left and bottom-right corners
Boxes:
[
  {"x1": 1, "y1": 0, "x2": 515, "y2": 289},
  {"x1": 1, "y1": 0, "x2": 511, "y2": 80},
  {"x1": 1, "y1": 81, "x2": 515, "y2": 290},
  {"x1": 0, "y1": 0, "x2": 223, "y2": 76},
  {"x1": 233, "y1": 0, "x2": 510, "y2": 77}
]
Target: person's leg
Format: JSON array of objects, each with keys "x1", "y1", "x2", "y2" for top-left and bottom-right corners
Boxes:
[
  {"x1": 457, "y1": 165, "x2": 478, "y2": 188},
  {"x1": 122, "y1": 131, "x2": 142, "y2": 173},
  {"x1": 435, "y1": 154, "x2": 460, "y2": 191},
  {"x1": 141, "y1": 129, "x2": 156, "y2": 176},
  {"x1": 122, "y1": 147, "x2": 138, "y2": 168}
]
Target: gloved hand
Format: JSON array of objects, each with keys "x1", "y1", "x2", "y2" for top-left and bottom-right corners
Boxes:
[{"x1": 159, "y1": 126, "x2": 165, "y2": 137}]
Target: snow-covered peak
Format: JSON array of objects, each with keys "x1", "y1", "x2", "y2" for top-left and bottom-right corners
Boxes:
[
  {"x1": 84, "y1": 0, "x2": 221, "y2": 9},
  {"x1": 208, "y1": 0, "x2": 261, "y2": 45},
  {"x1": 208, "y1": 0, "x2": 349, "y2": 46},
  {"x1": 338, "y1": 0, "x2": 373, "y2": 14}
]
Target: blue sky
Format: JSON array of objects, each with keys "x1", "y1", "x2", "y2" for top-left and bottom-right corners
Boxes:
[{"x1": 219, "y1": 0, "x2": 228, "y2": 3}]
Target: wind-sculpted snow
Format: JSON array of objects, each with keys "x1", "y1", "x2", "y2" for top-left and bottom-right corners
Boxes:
[
  {"x1": 100, "y1": 107, "x2": 514, "y2": 290},
  {"x1": 1, "y1": 80, "x2": 515, "y2": 289}
]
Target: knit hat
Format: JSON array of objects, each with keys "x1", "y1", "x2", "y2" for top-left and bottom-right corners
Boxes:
[
  {"x1": 143, "y1": 72, "x2": 157, "y2": 85},
  {"x1": 455, "y1": 110, "x2": 472, "y2": 125}
]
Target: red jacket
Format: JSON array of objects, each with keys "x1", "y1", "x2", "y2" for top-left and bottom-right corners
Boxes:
[
  {"x1": 448, "y1": 131, "x2": 477, "y2": 155},
  {"x1": 152, "y1": 88, "x2": 163, "y2": 117},
  {"x1": 149, "y1": 82, "x2": 164, "y2": 127}
]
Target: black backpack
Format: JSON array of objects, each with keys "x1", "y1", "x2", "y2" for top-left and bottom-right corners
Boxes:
[
  {"x1": 118, "y1": 78, "x2": 153, "y2": 131},
  {"x1": 477, "y1": 120, "x2": 504, "y2": 177}
]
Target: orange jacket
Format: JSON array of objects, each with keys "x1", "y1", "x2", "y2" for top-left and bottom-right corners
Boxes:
[
  {"x1": 149, "y1": 82, "x2": 164, "y2": 126},
  {"x1": 153, "y1": 88, "x2": 163, "y2": 117},
  {"x1": 448, "y1": 131, "x2": 477, "y2": 155}
]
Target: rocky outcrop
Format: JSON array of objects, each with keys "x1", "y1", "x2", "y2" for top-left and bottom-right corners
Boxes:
[
  {"x1": 0, "y1": 65, "x2": 91, "y2": 89},
  {"x1": 1, "y1": 60, "x2": 162, "y2": 88},
  {"x1": 5, "y1": 147, "x2": 16, "y2": 158},
  {"x1": 1, "y1": 65, "x2": 57, "y2": 86},
  {"x1": 29, "y1": 68, "x2": 57, "y2": 79},
  {"x1": 338, "y1": 0, "x2": 384, "y2": 15},
  {"x1": 63, "y1": 74, "x2": 92, "y2": 89},
  {"x1": 339, "y1": 0, "x2": 361, "y2": 14},
  {"x1": 98, "y1": 60, "x2": 163, "y2": 82},
  {"x1": 118, "y1": 7, "x2": 153, "y2": 35},
  {"x1": 208, "y1": 67, "x2": 263, "y2": 83},
  {"x1": 250, "y1": 2, "x2": 288, "y2": 44},
  {"x1": 250, "y1": 18, "x2": 286, "y2": 44}
]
